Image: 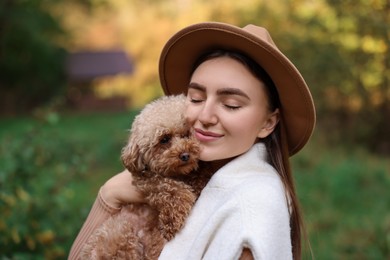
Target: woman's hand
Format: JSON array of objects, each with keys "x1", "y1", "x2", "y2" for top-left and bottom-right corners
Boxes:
[
  {"x1": 100, "y1": 169, "x2": 144, "y2": 208},
  {"x1": 239, "y1": 248, "x2": 254, "y2": 260}
]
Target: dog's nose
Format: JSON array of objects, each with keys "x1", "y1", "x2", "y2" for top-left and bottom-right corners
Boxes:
[{"x1": 180, "y1": 153, "x2": 190, "y2": 162}]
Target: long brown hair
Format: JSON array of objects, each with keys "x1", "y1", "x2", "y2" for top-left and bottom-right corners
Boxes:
[{"x1": 192, "y1": 50, "x2": 309, "y2": 259}]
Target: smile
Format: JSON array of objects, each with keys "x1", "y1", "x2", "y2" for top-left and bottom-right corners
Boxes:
[{"x1": 194, "y1": 128, "x2": 224, "y2": 142}]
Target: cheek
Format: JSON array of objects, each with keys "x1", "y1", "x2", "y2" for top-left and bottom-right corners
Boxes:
[
  {"x1": 232, "y1": 112, "x2": 265, "y2": 136},
  {"x1": 185, "y1": 105, "x2": 197, "y2": 126}
]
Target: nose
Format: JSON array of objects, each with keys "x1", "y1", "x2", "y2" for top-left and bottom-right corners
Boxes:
[
  {"x1": 198, "y1": 101, "x2": 218, "y2": 125},
  {"x1": 180, "y1": 153, "x2": 190, "y2": 162}
]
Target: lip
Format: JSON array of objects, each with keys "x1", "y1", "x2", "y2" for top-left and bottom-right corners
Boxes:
[{"x1": 194, "y1": 128, "x2": 224, "y2": 142}]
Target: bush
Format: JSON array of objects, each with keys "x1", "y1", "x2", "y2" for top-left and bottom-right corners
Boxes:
[{"x1": 0, "y1": 126, "x2": 93, "y2": 259}]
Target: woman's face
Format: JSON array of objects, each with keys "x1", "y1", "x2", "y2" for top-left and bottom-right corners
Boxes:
[{"x1": 186, "y1": 56, "x2": 279, "y2": 161}]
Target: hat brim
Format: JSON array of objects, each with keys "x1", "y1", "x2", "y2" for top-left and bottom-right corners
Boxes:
[{"x1": 159, "y1": 22, "x2": 315, "y2": 156}]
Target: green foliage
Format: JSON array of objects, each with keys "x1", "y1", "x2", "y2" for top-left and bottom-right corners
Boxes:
[
  {"x1": 0, "y1": 0, "x2": 67, "y2": 113},
  {"x1": 0, "y1": 124, "x2": 94, "y2": 259},
  {"x1": 0, "y1": 110, "x2": 135, "y2": 259},
  {"x1": 281, "y1": 0, "x2": 390, "y2": 154}
]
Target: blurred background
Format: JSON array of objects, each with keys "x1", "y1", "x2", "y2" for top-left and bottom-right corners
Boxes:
[{"x1": 0, "y1": 0, "x2": 389, "y2": 259}]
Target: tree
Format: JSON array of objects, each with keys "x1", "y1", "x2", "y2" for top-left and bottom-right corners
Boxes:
[
  {"x1": 275, "y1": 0, "x2": 390, "y2": 154},
  {"x1": 0, "y1": 0, "x2": 68, "y2": 114},
  {"x1": 322, "y1": 0, "x2": 390, "y2": 153}
]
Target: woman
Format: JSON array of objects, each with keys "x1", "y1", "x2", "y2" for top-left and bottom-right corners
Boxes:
[{"x1": 69, "y1": 22, "x2": 315, "y2": 259}]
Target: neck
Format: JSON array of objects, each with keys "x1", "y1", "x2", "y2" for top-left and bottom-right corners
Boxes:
[{"x1": 205, "y1": 157, "x2": 236, "y2": 173}]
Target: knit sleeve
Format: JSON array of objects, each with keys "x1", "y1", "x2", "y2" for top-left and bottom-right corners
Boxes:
[{"x1": 67, "y1": 187, "x2": 121, "y2": 260}]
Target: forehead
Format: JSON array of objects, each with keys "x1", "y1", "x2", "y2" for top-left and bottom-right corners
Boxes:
[{"x1": 190, "y1": 57, "x2": 267, "y2": 98}]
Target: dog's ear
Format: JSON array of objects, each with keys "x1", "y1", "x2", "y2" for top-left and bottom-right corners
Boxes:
[{"x1": 121, "y1": 138, "x2": 145, "y2": 174}]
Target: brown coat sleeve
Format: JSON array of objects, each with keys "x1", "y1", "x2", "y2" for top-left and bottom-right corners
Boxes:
[{"x1": 68, "y1": 188, "x2": 121, "y2": 260}]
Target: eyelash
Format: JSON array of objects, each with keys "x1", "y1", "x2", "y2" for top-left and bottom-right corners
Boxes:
[
  {"x1": 190, "y1": 98, "x2": 203, "y2": 103},
  {"x1": 224, "y1": 104, "x2": 241, "y2": 110},
  {"x1": 190, "y1": 96, "x2": 241, "y2": 110}
]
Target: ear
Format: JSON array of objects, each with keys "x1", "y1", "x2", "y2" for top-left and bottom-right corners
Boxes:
[
  {"x1": 257, "y1": 109, "x2": 280, "y2": 139},
  {"x1": 121, "y1": 137, "x2": 144, "y2": 174}
]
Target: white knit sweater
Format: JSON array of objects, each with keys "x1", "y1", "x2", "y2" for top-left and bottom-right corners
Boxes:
[{"x1": 159, "y1": 143, "x2": 292, "y2": 260}]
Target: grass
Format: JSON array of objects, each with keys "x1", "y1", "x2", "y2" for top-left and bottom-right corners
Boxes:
[
  {"x1": 293, "y1": 134, "x2": 390, "y2": 259},
  {"x1": 0, "y1": 111, "x2": 389, "y2": 259}
]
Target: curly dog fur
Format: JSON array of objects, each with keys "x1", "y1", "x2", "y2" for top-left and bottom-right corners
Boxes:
[{"x1": 80, "y1": 94, "x2": 212, "y2": 259}]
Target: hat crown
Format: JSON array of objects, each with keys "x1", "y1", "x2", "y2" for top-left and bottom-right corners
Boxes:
[{"x1": 242, "y1": 24, "x2": 278, "y2": 50}]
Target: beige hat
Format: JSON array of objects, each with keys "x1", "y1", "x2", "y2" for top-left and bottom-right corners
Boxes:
[{"x1": 159, "y1": 22, "x2": 315, "y2": 155}]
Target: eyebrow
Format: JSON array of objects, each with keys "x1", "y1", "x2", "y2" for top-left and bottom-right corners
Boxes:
[{"x1": 188, "y1": 82, "x2": 251, "y2": 100}]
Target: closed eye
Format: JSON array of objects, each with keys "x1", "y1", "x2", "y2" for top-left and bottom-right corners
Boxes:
[
  {"x1": 190, "y1": 98, "x2": 203, "y2": 103},
  {"x1": 224, "y1": 104, "x2": 241, "y2": 110}
]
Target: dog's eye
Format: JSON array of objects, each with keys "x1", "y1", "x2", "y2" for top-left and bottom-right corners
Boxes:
[{"x1": 160, "y1": 134, "x2": 171, "y2": 144}]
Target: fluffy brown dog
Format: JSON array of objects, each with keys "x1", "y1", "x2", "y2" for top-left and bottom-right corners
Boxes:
[{"x1": 80, "y1": 94, "x2": 211, "y2": 259}]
